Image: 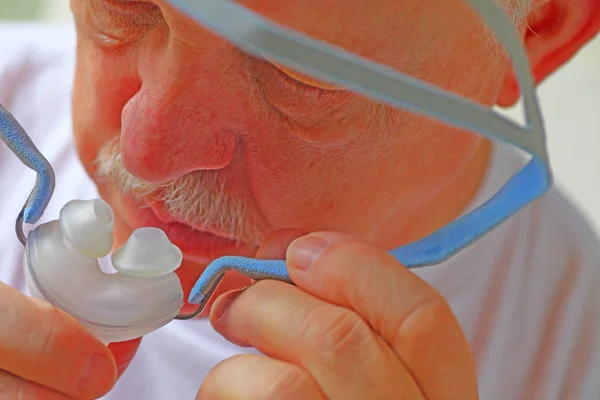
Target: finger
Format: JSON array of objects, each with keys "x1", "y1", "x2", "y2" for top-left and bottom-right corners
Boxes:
[
  {"x1": 286, "y1": 232, "x2": 479, "y2": 400},
  {"x1": 0, "y1": 282, "x2": 117, "y2": 399},
  {"x1": 0, "y1": 369, "x2": 72, "y2": 400},
  {"x1": 211, "y1": 280, "x2": 423, "y2": 399},
  {"x1": 196, "y1": 354, "x2": 326, "y2": 400},
  {"x1": 107, "y1": 338, "x2": 142, "y2": 378}
]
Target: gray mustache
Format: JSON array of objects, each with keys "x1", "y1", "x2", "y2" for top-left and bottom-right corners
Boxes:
[{"x1": 93, "y1": 137, "x2": 265, "y2": 245}]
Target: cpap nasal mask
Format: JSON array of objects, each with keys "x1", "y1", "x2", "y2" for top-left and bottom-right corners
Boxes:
[
  {"x1": 0, "y1": 0, "x2": 551, "y2": 343},
  {"x1": 24, "y1": 199, "x2": 184, "y2": 344}
]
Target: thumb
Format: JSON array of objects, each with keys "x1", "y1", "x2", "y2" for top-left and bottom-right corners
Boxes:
[
  {"x1": 107, "y1": 338, "x2": 143, "y2": 378},
  {"x1": 285, "y1": 231, "x2": 478, "y2": 400}
]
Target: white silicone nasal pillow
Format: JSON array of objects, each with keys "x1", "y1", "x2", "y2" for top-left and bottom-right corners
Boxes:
[{"x1": 23, "y1": 198, "x2": 185, "y2": 344}]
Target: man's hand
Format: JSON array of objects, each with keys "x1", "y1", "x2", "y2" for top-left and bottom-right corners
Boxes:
[
  {"x1": 0, "y1": 282, "x2": 141, "y2": 399},
  {"x1": 197, "y1": 231, "x2": 479, "y2": 400},
  {"x1": 0, "y1": 282, "x2": 116, "y2": 399}
]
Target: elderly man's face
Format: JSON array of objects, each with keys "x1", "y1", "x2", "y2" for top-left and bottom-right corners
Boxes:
[{"x1": 70, "y1": 0, "x2": 514, "y2": 278}]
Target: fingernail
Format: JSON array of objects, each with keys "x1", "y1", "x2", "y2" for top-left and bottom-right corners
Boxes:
[
  {"x1": 287, "y1": 235, "x2": 330, "y2": 271},
  {"x1": 212, "y1": 289, "x2": 244, "y2": 321},
  {"x1": 78, "y1": 353, "x2": 116, "y2": 397}
]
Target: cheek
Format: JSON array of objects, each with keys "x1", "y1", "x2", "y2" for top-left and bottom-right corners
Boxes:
[{"x1": 72, "y1": 38, "x2": 141, "y2": 177}]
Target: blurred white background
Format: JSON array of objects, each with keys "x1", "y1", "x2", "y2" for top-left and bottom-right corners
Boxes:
[
  {"x1": 0, "y1": 0, "x2": 70, "y2": 20},
  {"x1": 1, "y1": 1, "x2": 599, "y2": 234}
]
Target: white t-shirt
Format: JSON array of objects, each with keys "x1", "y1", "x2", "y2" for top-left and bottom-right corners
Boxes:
[{"x1": 0, "y1": 23, "x2": 598, "y2": 400}]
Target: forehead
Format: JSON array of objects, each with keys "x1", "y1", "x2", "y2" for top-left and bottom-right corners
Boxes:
[
  {"x1": 159, "y1": 0, "x2": 470, "y2": 30},
  {"x1": 151, "y1": 0, "x2": 479, "y2": 64}
]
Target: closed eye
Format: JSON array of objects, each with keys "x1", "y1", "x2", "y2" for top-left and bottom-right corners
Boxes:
[{"x1": 267, "y1": 59, "x2": 345, "y2": 91}]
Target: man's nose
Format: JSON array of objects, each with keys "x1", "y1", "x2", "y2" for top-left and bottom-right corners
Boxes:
[{"x1": 119, "y1": 34, "x2": 249, "y2": 184}]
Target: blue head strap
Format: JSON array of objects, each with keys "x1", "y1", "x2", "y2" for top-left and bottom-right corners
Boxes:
[
  {"x1": 0, "y1": 0, "x2": 551, "y2": 310},
  {"x1": 0, "y1": 105, "x2": 55, "y2": 243},
  {"x1": 165, "y1": 0, "x2": 551, "y2": 305}
]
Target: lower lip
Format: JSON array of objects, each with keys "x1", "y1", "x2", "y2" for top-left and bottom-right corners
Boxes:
[{"x1": 121, "y1": 195, "x2": 247, "y2": 262}]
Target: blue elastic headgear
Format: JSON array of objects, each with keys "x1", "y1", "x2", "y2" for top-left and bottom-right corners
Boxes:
[
  {"x1": 0, "y1": 0, "x2": 551, "y2": 316},
  {"x1": 0, "y1": 105, "x2": 55, "y2": 244},
  {"x1": 165, "y1": 0, "x2": 551, "y2": 308}
]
